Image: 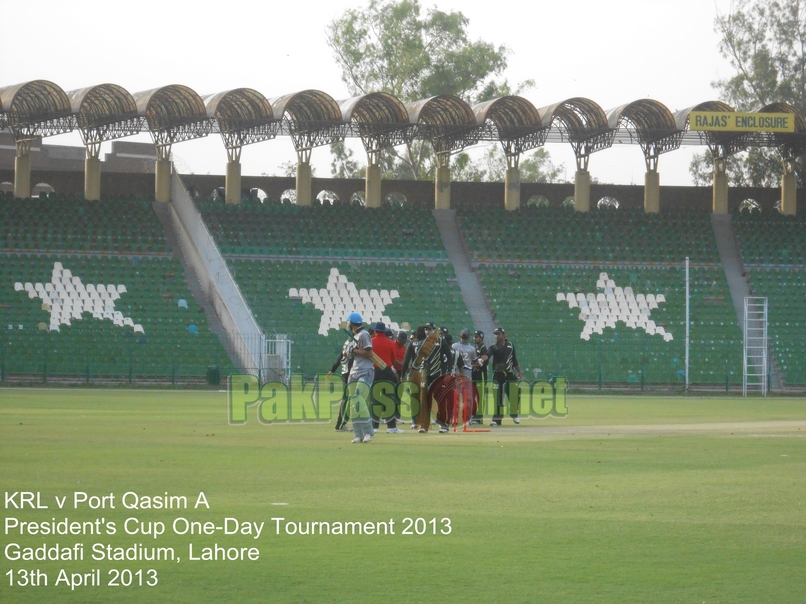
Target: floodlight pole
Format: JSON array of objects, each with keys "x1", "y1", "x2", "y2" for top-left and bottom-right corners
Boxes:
[{"x1": 685, "y1": 257, "x2": 690, "y2": 391}]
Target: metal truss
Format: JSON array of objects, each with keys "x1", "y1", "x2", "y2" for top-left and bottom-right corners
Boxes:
[
  {"x1": 79, "y1": 116, "x2": 141, "y2": 159},
  {"x1": 8, "y1": 115, "x2": 74, "y2": 142},
  {"x1": 3, "y1": 114, "x2": 804, "y2": 164}
]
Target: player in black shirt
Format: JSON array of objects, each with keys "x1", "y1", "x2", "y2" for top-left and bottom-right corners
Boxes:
[
  {"x1": 469, "y1": 330, "x2": 488, "y2": 425},
  {"x1": 481, "y1": 327, "x2": 523, "y2": 426}
]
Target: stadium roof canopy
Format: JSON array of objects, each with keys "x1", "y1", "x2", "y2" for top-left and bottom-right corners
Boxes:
[
  {"x1": 675, "y1": 100, "x2": 744, "y2": 160},
  {"x1": 203, "y1": 88, "x2": 278, "y2": 161},
  {"x1": 269, "y1": 90, "x2": 345, "y2": 158},
  {"x1": 67, "y1": 83, "x2": 140, "y2": 157},
  {"x1": 132, "y1": 85, "x2": 211, "y2": 159},
  {"x1": 0, "y1": 80, "x2": 73, "y2": 145},
  {"x1": 2, "y1": 79, "x2": 806, "y2": 166},
  {"x1": 759, "y1": 102, "x2": 806, "y2": 162},
  {"x1": 539, "y1": 97, "x2": 614, "y2": 170},
  {"x1": 340, "y1": 92, "x2": 411, "y2": 161},
  {"x1": 606, "y1": 99, "x2": 681, "y2": 170},
  {"x1": 473, "y1": 96, "x2": 547, "y2": 159},
  {"x1": 406, "y1": 95, "x2": 478, "y2": 160}
]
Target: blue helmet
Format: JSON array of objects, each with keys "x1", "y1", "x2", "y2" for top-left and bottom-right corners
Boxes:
[{"x1": 347, "y1": 311, "x2": 363, "y2": 325}]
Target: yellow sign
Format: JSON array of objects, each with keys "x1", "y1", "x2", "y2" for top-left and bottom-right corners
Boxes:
[{"x1": 690, "y1": 111, "x2": 794, "y2": 133}]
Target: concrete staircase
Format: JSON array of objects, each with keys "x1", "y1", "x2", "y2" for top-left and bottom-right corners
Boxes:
[
  {"x1": 711, "y1": 214, "x2": 752, "y2": 327},
  {"x1": 432, "y1": 209, "x2": 497, "y2": 340},
  {"x1": 152, "y1": 202, "x2": 229, "y2": 345}
]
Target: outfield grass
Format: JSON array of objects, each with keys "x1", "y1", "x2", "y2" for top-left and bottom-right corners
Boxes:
[{"x1": 1, "y1": 389, "x2": 805, "y2": 603}]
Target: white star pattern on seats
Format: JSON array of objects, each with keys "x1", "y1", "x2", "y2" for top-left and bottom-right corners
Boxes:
[
  {"x1": 14, "y1": 262, "x2": 143, "y2": 334},
  {"x1": 289, "y1": 268, "x2": 400, "y2": 336},
  {"x1": 556, "y1": 272, "x2": 673, "y2": 342}
]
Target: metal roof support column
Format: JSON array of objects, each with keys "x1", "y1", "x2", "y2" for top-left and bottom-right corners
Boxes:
[
  {"x1": 434, "y1": 154, "x2": 451, "y2": 210},
  {"x1": 70, "y1": 84, "x2": 140, "y2": 202},
  {"x1": 604, "y1": 100, "x2": 681, "y2": 214},
  {"x1": 85, "y1": 156, "x2": 101, "y2": 201},
  {"x1": 270, "y1": 90, "x2": 345, "y2": 208},
  {"x1": 472, "y1": 96, "x2": 546, "y2": 212},
  {"x1": 574, "y1": 169, "x2": 591, "y2": 213},
  {"x1": 134, "y1": 85, "x2": 211, "y2": 203},
  {"x1": 505, "y1": 167, "x2": 520, "y2": 211},
  {"x1": 296, "y1": 149, "x2": 312, "y2": 207},
  {"x1": 644, "y1": 169, "x2": 660, "y2": 213},
  {"x1": 781, "y1": 160, "x2": 797, "y2": 216},
  {"x1": 365, "y1": 162, "x2": 382, "y2": 208},
  {"x1": 711, "y1": 157, "x2": 728, "y2": 214},
  {"x1": 14, "y1": 146, "x2": 31, "y2": 199},
  {"x1": 226, "y1": 157, "x2": 241, "y2": 205},
  {"x1": 712, "y1": 157, "x2": 729, "y2": 214},
  {"x1": 155, "y1": 158, "x2": 172, "y2": 203},
  {"x1": 1, "y1": 81, "x2": 74, "y2": 199},
  {"x1": 205, "y1": 89, "x2": 278, "y2": 205}
]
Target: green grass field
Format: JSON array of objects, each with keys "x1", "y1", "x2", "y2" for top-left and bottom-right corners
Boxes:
[{"x1": 1, "y1": 388, "x2": 805, "y2": 603}]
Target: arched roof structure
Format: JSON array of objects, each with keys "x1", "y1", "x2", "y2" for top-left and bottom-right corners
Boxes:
[
  {"x1": 340, "y1": 92, "x2": 411, "y2": 162},
  {"x1": 204, "y1": 88, "x2": 277, "y2": 161},
  {"x1": 133, "y1": 85, "x2": 211, "y2": 159},
  {"x1": 68, "y1": 83, "x2": 140, "y2": 157},
  {"x1": 268, "y1": 90, "x2": 344, "y2": 156},
  {"x1": 758, "y1": 102, "x2": 806, "y2": 161},
  {"x1": 406, "y1": 95, "x2": 478, "y2": 159},
  {"x1": 674, "y1": 100, "x2": 745, "y2": 160},
  {"x1": 606, "y1": 99, "x2": 681, "y2": 170},
  {"x1": 473, "y1": 96, "x2": 547, "y2": 159},
  {"x1": 0, "y1": 80, "x2": 73, "y2": 143},
  {"x1": 2, "y1": 79, "x2": 805, "y2": 175},
  {"x1": 539, "y1": 97, "x2": 614, "y2": 170}
]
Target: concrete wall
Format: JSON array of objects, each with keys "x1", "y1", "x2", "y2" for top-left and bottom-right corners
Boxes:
[{"x1": 1, "y1": 168, "x2": 802, "y2": 214}]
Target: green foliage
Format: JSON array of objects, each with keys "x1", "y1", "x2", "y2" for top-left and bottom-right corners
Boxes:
[
  {"x1": 692, "y1": 0, "x2": 806, "y2": 186},
  {"x1": 329, "y1": 141, "x2": 364, "y2": 179},
  {"x1": 326, "y1": 0, "x2": 509, "y2": 101},
  {"x1": 451, "y1": 147, "x2": 565, "y2": 183},
  {"x1": 688, "y1": 148, "x2": 780, "y2": 187},
  {"x1": 327, "y1": 0, "x2": 539, "y2": 181}
]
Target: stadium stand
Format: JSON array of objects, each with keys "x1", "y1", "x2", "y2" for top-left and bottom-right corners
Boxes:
[
  {"x1": 0, "y1": 194, "x2": 171, "y2": 254},
  {"x1": 227, "y1": 258, "x2": 471, "y2": 378},
  {"x1": 0, "y1": 193, "x2": 233, "y2": 382},
  {"x1": 458, "y1": 204, "x2": 721, "y2": 264},
  {"x1": 477, "y1": 263, "x2": 740, "y2": 385},
  {"x1": 736, "y1": 209, "x2": 806, "y2": 385},
  {"x1": 196, "y1": 197, "x2": 447, "y2": 260},
  {"x1": 460, "y1": 204, "x2": 743, "y2": 386},
  {"x1": 2, "y1": 185, "x2": 800, "y2": 389}
]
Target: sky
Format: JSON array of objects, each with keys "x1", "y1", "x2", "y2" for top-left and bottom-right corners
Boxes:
[{"x1": 1, "y1": 0, "x2": 739, "y2": 186}]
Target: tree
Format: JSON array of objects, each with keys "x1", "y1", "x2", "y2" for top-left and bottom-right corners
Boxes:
[
  {"x1": 327, "y1": 0, "x2": 529, "y2": 180},
  {"x1": 329, "y1": 141, "x2": 364, "y2": 179},
  {"x1": 451, "y1": 147, "x2": 565, "y2": 183},
  {"x1": 690, "y1": 0, "x2": 806, "y2": 186}
]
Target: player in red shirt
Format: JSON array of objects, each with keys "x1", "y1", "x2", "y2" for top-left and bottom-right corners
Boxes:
[{"x1": 371, "y1": 322, "x2": 404, "y2": 433}]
